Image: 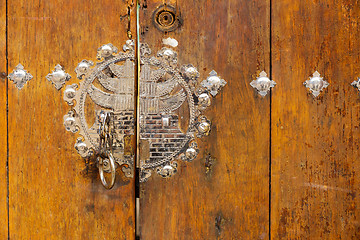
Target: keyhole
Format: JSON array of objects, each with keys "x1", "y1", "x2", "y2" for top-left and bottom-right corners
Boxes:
[{"x1": 152, "y1": 5, "x2": 182, "y2": 32}]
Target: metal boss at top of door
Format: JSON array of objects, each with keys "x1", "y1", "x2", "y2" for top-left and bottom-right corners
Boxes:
[{"x1": 62, "y1": 39, "x2": 226, "y2": 189}]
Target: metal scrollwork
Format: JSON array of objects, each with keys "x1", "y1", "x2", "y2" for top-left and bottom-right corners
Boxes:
[
  {"x1": 138, "y1": 42, "x2": 226, "y2": 182},
  {"x1": 63, "y1": 39, "x2": 226, "y2": 186},
  {"x1": 63, "y1": 40, "x2": 136, "y2": 187}
]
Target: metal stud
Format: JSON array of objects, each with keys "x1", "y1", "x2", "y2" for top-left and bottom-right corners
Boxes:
[
  {"x1": 304, "y1": 71, "x2": 329, "y2": 97},
  {"x1": 8, "y1": 63, "x2": 33, "y2": 89},
  {"x1": 46, "y1": 64, "x2": 71, "y2": 90},
  {"x1": 250, "y1": 71, "x2": 276, "y2": 97},
  {"x1": 351, "y1": 78, "x2": 360, "y2": 93},
  {"x1": 201, "y1": 70, "x2": 227, "y2": 96}
]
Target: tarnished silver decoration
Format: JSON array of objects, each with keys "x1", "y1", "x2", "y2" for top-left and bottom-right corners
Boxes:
[
  {"x1": 63, "y1": 40, "x2": 226, "y2": 186},
  {"x1": 304, "y1": 71, "x2": 329, "y2": 97},
  {"x1": 198, "y1": 93, "x2": 211, "y2": 110},
  {"x1": 201, "y1": 70, "x2": 227, "y2": 96},
  {"x1": 75, "y1": 60, "x2": 94, "y2": 79},
  {"x1": 97, "y1": 43, "x2": 118, "y2": 60},
  {"x1": 181, "y1": 142, "x2": 199, "y2": 162},
  {"x1": 46, "y1": 64, "x2": 71, "y2": 90},
  {"x1": 8, "y1": 63, "x2": 33, "y2": 89},
  {"x1": 138, "y1": 43, "x2": 226, "y2": 182},
  {"x1": 63, "y1": 110, "x2": 78, "y2": 133},
  {"x1": 156, "y1": 162, "x2": 178, "y2": 178},
  {"x1": 250, "y1": 71, "x2": 276, "y2": 97},
  {"x1": 63, "y1": 84, "x2": 78, "y2": 105},
  {"x1": 351, "y1": 78, "x2": 360, "y2": 93},
  {"x1": 196, "y1": 116, "x2": 211, "y2": 137},
  {"x1": 74, "y1": 137, "x2": 92, "y2": 158},
  {"x1": 64, "y1": 41, "x2": 136, "y2": 187}
]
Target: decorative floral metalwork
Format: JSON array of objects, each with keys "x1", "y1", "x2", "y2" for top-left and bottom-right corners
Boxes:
[
  {"x1": 156, "y1": 162, "x2": 178, "y2": 178},
  {"x1": 201, "y1": 70, "x2": 227, "y2": 96},
  {"x1": 250, "y1": 71, "x2": 276, "y2": 97},
  {"x1": 304, "y1": 71, "x2": 329, "y2": 97},
  {"x1": 8, "y1": 63, "x2": 33, "y2": 89},
  {"x1": 351, "y1": 78, "x2": 360, "y2": 93},
  {"x1": 46, "y1": 64, "x2": 71, "y2": 90},
  {"x1": 63, "y1": 39, "x2": 226, "y2": 185}
]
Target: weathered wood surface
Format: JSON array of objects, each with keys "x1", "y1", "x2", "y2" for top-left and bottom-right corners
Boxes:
[
  {"x1": 139, "y1": 0, "x2": 270, "y2": 239},
  {"x1": 7, "y1": 0, "x2": 136, "y2": 239},
  {"x1": 271, "y1": 1, "x2": 360, "y2": 239},
  {"x1": 0, "y1": 0, "x2": 7, "y2": 238}
]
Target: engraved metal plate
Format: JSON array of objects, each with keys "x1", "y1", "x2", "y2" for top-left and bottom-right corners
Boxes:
[
  {"x1": 63, "y1": 40, "x2": 226, "y2": 184},
  {"x1": 64, "y1": 41, "x2": 136, "y2": 180},
  {"x1": 250, "y1": 71, "x2": 276, "y2": 97},
  {"x1": 304, "y1": 71, "x2": 329, "y2": 97}
]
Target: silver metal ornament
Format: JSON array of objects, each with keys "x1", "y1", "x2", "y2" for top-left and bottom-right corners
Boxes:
[
  {"x1": 250, "y1": 71, "x2": 276, "y2": 97},
  {"x1": 8, "y1": 63, "x2": 33, "y2": 89},
  {"x1": 46, "y1": 64, "x2": 71, "y2": 90},
  {"x1": 63, "y1": 39, "x2": 227, "y2": 185},
  {"x1": 304, "y1": 71, "x2": 329, "y2": 97}
]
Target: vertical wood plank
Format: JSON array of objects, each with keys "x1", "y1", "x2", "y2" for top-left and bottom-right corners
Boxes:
[
  {"x1": 272, "y1": 1, "x2": 360, "y2": 239},
  {"x1": 139, "y1": 0, "x2": 270, "y2": 239},
  {"x1": 0, "y1": 0, "x2": 7, "y2": 237},
  {"x1": 8, "y1": 0, "x2": 136, "y2": 239}
]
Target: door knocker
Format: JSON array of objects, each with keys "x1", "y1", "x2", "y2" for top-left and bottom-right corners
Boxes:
[{"x1": 63, "y1": 39, "x2": 226, "y2": 187}]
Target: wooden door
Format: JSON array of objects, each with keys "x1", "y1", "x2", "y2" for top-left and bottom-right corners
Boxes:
[
  {"x1": 1, "y1": 0, "x2": 360, "y2": 240},
  {"x1": 138, "y1": 0, "x2": 270, "y2": 239},
  {"x1": 271, "y1": 1, "x2": 360, "y2": 239},
  {"x1": 4, "y1": 1, "x2": 136, "y2": 239}
]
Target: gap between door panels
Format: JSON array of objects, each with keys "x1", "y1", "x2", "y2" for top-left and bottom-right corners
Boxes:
[
  {"x1": 134, "y1": 0, "x2": 141, "y2": 239},
  {"x1": 269, "y1": 0, "x2": 273, "y2": 239},
  {"x1": 5, "y1": 0, "x2": 9, "y2": 239}
]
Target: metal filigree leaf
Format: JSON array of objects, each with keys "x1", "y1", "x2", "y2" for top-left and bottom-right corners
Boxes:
[
  {"x1": 46, "y1": 64, "x2": 71, "y2": 90},
  {"x1": 250, "y1": 71, "x2": 276, "y2": 97},
  {"x1": 8, "y1": 63, "x2": 33, "y2": 89},
  {"x1": 304, "y1": 71, "x2": 329, "y2": 97}
]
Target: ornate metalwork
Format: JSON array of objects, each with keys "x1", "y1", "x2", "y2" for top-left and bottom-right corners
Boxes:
[
  {"x1": 250, "y1": 71, "x2": 276, "y2": 97},
  {"x1": 64, "y1": 40, "x2": 136, "y2": 185},
  {"x1": 63, "y1": 39, "x2": 226, "y2": 186},
  {"x1": 351, "y1": 78, "x2": 360, "y2": 93},
  {"x1": 46, "y1": 64, "x2": 71, "y2": 90},
  {"x1": 138, "y1": 43, "x2": 226, "y2": 182},
  {"x1": 8, "y1": 63, "x2": 33, "y2": 89},
  {"x1": 304, "y1": 71, "x2": 329, "y2": 97}
]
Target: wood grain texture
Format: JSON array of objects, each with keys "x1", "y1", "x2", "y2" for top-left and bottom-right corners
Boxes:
[
  {"x1": 7, "y1": 0, "x2": 136, "y2": 239},
  {"x1": 271, "y1": 1, "x2": 360, "y2": 239},
  {"x1": 139, "y1": 0, "x2": 270, "y2": 239},
  {"x1": 0, "y1": 0, "x2": 7, "y2": 238}
]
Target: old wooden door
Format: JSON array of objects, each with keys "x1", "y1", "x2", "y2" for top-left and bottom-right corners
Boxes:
[{"x1": 1, "y1": 0, "x2": 360, "y2": 239}]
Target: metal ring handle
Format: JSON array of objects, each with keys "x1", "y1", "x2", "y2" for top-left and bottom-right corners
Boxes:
[{"x1": 98, "y1": 151, "x2": 116, "y2": 189}]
